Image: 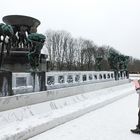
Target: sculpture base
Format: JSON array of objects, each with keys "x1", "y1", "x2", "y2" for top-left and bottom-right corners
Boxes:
[{"x1": 3, "y1": 50, "x2": 47, "y2": 72}]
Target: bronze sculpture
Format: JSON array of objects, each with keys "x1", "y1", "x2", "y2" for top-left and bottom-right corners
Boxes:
[
  {"x1": 0, "y1": 15, "x2": 46, "y2": 95},
  {"x1": 0, "y1": 15, "x2": 47, "y2": 72},
  {"x1": 27, "y1": 33, "x2": 46, "y2": 71},
  {"x1": 0, "y1": 23, "x2": 14, "y2": 69},
  {"x1": 108, "y1": 49, "x2": 129, "y2": 80}
]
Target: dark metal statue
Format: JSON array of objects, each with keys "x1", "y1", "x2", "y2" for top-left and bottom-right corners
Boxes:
[
  {"x1": 0, "y1": 23, "x2": 14, "y2": 69},
  {"x1": 10, "y1": 25, "x2": 18, "y2": 48},
  {"x1": 108, "y1": 49, "x2": 120, "y2": 80},
  {"x1": 124, "y1": 56, "x2": 129, "y2": 78},
  {"x1": 17, "y1": 26, "x2": 28, "y2": 48},
  {"x1": 27, "y1": 33, "x2": 46, "y2": 71},
  {"x1": 95, "y1": 56, "x2": 103, "y2": 71},
  {"x1": 108, "y1": 49, "x2": 129, "y2": 80},
  {"x1": 3, "y1": 15, "x2": 40, "y2": 50}
]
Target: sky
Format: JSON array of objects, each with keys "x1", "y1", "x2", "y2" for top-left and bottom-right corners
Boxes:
[{"x1": 0, "y1": 0, "x2": 140, "y2": 59}]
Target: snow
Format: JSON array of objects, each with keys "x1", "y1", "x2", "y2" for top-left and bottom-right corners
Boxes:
[
  {"x1": 41, "y1": 44, "x2": 48, "y2": 55},
  {"x1": 0, "y1": 83, "x2": 135, "y2": 139},
  {"x1": 30, "y1": 93, "x2": 140, "y2": 140}
]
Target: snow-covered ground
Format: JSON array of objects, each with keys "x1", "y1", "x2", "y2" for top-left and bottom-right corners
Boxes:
[{"x1": 30, "y1": 93, "x2": 140, "y2": 140}]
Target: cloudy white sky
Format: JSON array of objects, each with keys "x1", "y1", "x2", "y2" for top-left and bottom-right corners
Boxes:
[{"x1": 0, "y1": 0, "x2": 140, "y2": 59}]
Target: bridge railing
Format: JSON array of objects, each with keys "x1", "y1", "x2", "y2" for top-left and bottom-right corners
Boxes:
[
  {"x1": 12, "y1": 73, "x2": 33, "y2": 94},
  {"x1": 12, "y1": 71, "x2": 128, "y2": 94},
  {"x1": 46, "y1": 71, "x2": 115, "y2": 89},
  {"x1": 129, "y1": 74, "x2": 140, "y2": 80}
]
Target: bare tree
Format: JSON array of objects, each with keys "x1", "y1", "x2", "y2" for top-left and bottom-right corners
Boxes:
[
  {"x1": 45, "y1": 29, "x2": 140, "y2": 72},
  {"x1": 45, "y1": 30, "x2": 77, "y2": 71},
  {"x1": 80, "y1": 40, "x2": 97, "y2": 70},
  {"x1": 45, "y1": 30, "x2": 57, "y2": 70},
  {"x1": 64, "y1": 38, "x2": 77, "y2": 70}
]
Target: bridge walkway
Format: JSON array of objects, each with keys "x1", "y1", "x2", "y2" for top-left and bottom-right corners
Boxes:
[{"x1": 30, "y1": 93, "x2": 140, "y2": 140}]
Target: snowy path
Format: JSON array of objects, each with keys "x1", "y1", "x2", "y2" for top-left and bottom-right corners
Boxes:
[{"x1": 30, "y1": 93, "x2": 140, "y2": 140}]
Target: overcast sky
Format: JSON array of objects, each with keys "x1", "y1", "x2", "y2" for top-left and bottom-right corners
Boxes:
[{"x1": 0, "y1": 0, "x2": 140, "y2": 59}]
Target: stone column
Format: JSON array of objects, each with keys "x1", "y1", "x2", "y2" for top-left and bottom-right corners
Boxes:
[
  {"x1": 0, "y1": 71, "x2": 13, "y2": 96},
  {"x1": 31, "y1": 71, "x2": 46, "y2": 92}
]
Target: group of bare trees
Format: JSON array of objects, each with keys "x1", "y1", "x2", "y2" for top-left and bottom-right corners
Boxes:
[
  {"x1": 44, "y1": 30, "x2": 140, "y2": 73},
  {"x1": 45, "y1": 30, "x2": 76, "y2": 70},
  {"x1": 128, "y1": 57, "x2": 140, "y2": 73}
]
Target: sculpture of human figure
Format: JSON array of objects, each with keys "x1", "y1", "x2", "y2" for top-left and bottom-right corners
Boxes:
[
  {"x1": 17, "y1": 26, "x2": 28, "y2": 48},
  {"x1": 27, "y1": 33, "x2": 46, "y2": 71},
  {"x1": 10, "y1": 26, "x2": 19, "y2": 48}
]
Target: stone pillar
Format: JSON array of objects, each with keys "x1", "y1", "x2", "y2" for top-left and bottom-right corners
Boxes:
[
  {"x1": 54, "y1": 75, "x2": 58, "y2": 85},
  {"x1": 0, "y1": 71, "x2": 13, "y2": 96},
  {"x1": 31, "y1": 71, "x2": 46, "y2": 92},
  {"x1": 79, "y1": 74, "x2": 83, "y2": 83},
  {"x1": 114, "y1": 70, "x2": 119, "y2": 80},
  {"x1": 125, "y1": 70, "x2": 129, "y2": 79},
  {"x1": 64, "y1": 75, "x2": 67, "y2": 84},
  {"x1": 120, "y1": 70, "x2": 123, "y2": 79}
]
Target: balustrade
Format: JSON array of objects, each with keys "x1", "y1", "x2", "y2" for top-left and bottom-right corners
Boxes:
[
  {"x1": 11, "y1": 71, "x2": 129, "y2": 93},
  {"x1": 46, "y1": 71, "x2": 115, "y2": 89}
]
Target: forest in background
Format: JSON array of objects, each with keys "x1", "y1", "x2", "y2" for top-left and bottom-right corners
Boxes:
[{"x1": 44, "y1": 30, "x2": 140, "y2": 73}]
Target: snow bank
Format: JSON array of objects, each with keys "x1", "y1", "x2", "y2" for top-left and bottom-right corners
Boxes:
[
  {"x1": 0, "y1": 79, "x2": 129, "y2": 112},
  {"x1": 0, "y1": 80, "x2": 135, "y2": 140}
]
